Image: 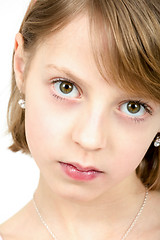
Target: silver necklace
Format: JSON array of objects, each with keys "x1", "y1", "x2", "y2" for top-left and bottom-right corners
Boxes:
[{"x1": 33, "y1": 187, "x2": 148, "y2": 240}]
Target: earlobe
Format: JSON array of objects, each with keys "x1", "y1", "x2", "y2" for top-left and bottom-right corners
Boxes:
[{"x1": 14, "y1": 33, "x2": 25, "y2": 92}]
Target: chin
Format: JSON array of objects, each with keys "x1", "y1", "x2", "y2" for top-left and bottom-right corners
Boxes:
[{"x1": 51, "y1": 182, "x2": 107, "y2": 203}]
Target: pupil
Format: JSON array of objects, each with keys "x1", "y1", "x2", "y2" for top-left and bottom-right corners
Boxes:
[
  {"x1": 127, "y1": 102, "x2": 140, "y2": 113},
  {"x1": 60, "y1": 82, "x2": 73, "y2": 94}
]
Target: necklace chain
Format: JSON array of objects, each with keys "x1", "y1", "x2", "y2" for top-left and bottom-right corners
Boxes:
[
  {"x1": 120, "y1": 187, "x2": 148, "y2": 240},
  {"x1": 33, "y1": 187, "x2": 148, "y2": 240}
]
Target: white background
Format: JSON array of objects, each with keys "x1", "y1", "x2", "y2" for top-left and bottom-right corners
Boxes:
[{"x1": 0, "y1": 0, "x2": 39, "y2": 223}]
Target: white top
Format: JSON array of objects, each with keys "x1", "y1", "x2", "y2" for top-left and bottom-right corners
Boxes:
[{"x1": 0, "y1": 236, "x2": 3, "y2": 240}]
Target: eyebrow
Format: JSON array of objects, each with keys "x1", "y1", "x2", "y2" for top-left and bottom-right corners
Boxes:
[
  {"x1": 45, "y1": 64, "x2": 152, "y2": 101},
  {"x1": 45, "y1": 64, "x2": 89, "y2": 88}
]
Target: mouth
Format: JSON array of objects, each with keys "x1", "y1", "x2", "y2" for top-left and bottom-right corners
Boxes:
[{"x1": 59, "y1": 161, "x2": 104, "y2": 181}]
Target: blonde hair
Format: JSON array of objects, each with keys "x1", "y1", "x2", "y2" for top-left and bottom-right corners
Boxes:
[{"x1": 8, "y1": 0, "x2": 160, "y2": 190}]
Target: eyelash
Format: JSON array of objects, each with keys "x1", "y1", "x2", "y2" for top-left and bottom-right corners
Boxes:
[
  {"x1": 118, "y1": 100, "x2": 153, "y2": 123},
  {"x1": 51, "y1": 77, "x2": 80, "y2": 101},
  {"x1": 50, "y1": 78, "x2": 153, "y2": 123}
]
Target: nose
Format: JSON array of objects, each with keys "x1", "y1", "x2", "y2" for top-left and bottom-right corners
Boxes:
[{"x1": 72, "y1": 108, "x2": 107, "y2": 152}]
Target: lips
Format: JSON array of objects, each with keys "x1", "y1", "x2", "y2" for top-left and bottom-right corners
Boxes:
[
  {"x1": 59, "y1": 161, "x2": 104, "y2": 181},
  {"x1": 60, "y1": 161, "x2": 103, "y2": 173}
]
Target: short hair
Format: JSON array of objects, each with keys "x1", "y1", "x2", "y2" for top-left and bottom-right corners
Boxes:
[{"x1": 8, "y1": 0, "x2": 160, "y2": 190}]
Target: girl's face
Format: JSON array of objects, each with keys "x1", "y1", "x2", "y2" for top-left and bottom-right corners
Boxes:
[{"x1": 21, "y1": 15, "x2": 160, "y2": 201}]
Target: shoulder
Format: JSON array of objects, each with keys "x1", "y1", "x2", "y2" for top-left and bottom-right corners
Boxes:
[
  {"x1": 0, "y1": 201, "x2": 34, "y2": 240},
  {"x1": 0, "y1": 200, "x2": 47, "y2": 240},
  {"x1": 141, "y1": 190, "x2": 160, "y2": 239},
  {"x1": 148, "y1": 190, "x2": 160, "y2": 222},
  {"x1": 148, "y1": 190, "x2": 160, "y2": 214},
  {"x1": 0, "y1": 213, "x2": 23, "y2": 240}
]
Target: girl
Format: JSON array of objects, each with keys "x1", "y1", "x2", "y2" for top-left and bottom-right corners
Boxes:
[{"x1": 0, "y1": 0, "x2": 160, "y2": 239}]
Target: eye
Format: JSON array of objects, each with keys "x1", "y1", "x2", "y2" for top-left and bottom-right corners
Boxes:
[
  {"x1": 59, "y1": 81, "x2": 73, "y2": 94},
  {"x1": 52, "y1": 79, "x2": 80, "y2": 99},
  {"x1": 119, "y1": 101, "x2": 152, "y2": 117}
]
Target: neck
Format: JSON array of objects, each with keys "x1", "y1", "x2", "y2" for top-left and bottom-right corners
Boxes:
[{"x1": 33, "y1": 174, "x2": 146, "y2": 240}]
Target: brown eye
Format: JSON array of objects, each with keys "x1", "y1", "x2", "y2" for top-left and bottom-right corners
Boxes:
[
  {"x1": 60, "y1": 81, "x2": 73, "y2": 94},
  {"x1": 120, "y1": 100, "x2": 151, "y2": 119},
  {"x1": 53, "y1": 79, "x2": 80, "y2": 99},
  {"x1": 127, "y1": 101, "x2": 141, "y2": 114}
]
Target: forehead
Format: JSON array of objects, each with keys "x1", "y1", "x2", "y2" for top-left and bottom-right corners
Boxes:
[
  {"x1": 42, "y1": 15, "x2": 92, "y2": 58},
  {"x1": 34, "y1": 15, "x2": 106, "y2": 82}
]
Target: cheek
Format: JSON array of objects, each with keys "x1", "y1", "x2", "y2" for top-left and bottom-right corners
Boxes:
[
  {"x1": 25, "y1": 110, "x2": 50, "y2": 163},
  {"x1": 109, "y1": 134, "x2": 152, "y2": 180},
  {"x1": 25, "y1": 100, "x2": 59, "y2": 160},
  {"x1": 24, "y1": 96, "x2": 75, "y2": 164}
]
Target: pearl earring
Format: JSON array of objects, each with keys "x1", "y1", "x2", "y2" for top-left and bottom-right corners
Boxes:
[
  {"x1": 18, "y1": 93, "x2": 25, "y2": 109},
  {"x1": 154, "y1": 136, "x2": 160, "y2": 147}
]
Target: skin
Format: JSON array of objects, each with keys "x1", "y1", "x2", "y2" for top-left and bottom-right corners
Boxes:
[{"x1": 0, "y1": 14, "x2": 160, "y2": 240}]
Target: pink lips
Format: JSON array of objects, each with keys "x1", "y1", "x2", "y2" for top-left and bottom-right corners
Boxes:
[{"x1": 59, "y1": 162, "x2": 104, "y2": 181}]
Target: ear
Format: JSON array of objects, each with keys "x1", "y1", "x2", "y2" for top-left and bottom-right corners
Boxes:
[{"x1": 14, "y1": 33, "x2": 25, "y2": 93}]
